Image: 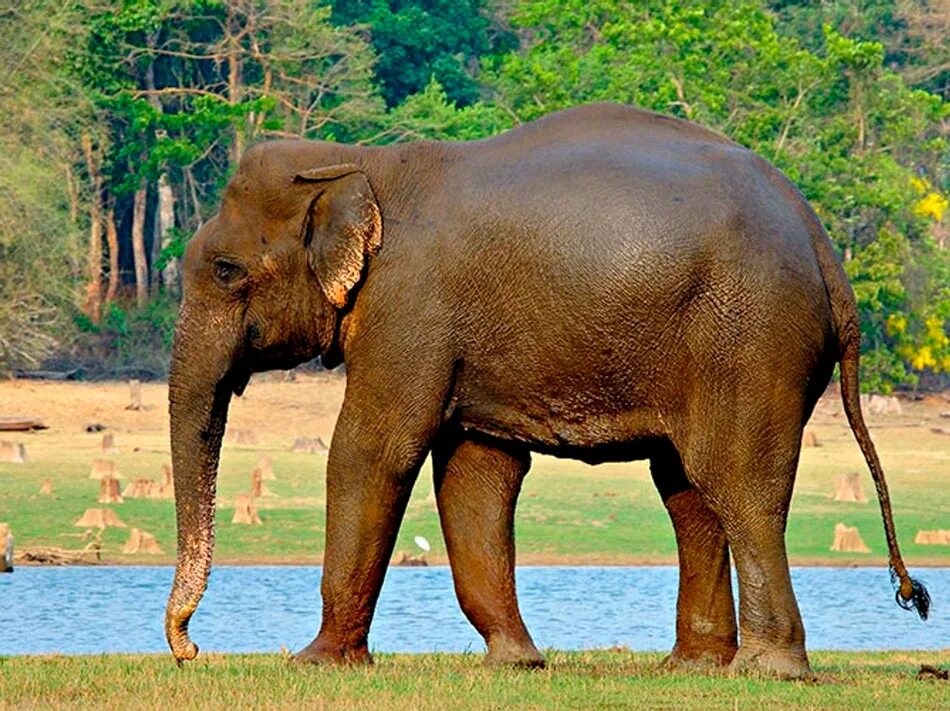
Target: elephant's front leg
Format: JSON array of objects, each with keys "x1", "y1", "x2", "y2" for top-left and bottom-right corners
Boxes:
[
  {"x1": 432, "y1": 436, "x2": 544, "y2": 667},
  {"x1": 294, "y1": 396, "x2": 432, "y2": 665}
]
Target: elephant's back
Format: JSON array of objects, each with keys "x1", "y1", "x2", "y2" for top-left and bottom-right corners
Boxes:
[
  {"x1": 415, "y1": 107, "x2": 838, "y2": 433},
  {"x1": 438, "y1": 105, "x2": 829, "y2": 309}
]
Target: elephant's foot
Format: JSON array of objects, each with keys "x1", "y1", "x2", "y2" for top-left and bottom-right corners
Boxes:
[
  {"x1": 728, "y1": 644, "x2": 812, "y2": 680},
  {"x1": 485, "y1": 634, "x2": 546, "y2": 669},
  {"x1": 662, "y1": 635, "x2": 737, "y2": 669},
  {"x1": 292, "y1": 636, "x2": 372, "y2": 666}
]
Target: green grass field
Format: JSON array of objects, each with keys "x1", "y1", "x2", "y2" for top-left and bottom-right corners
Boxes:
[
  {"x1": 1, "y1": 651, "x2": 948, "y2": 709},
  {"x1": 0, "y1": 379, "x2": 948, "y2": 566}
]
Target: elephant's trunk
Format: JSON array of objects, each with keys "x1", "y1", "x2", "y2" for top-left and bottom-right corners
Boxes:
[{"x1": 164, "y1": 304, "x2": 243, "y2": 663}]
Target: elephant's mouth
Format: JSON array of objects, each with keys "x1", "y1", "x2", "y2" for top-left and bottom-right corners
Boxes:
[
  {"x1": 220, "y1": 354, "x2": 254, "y2": 397},
  {"x1": 241, "y1": 342, "x2": 321, "y2": 383},
  {"x1": 226, "y1": 365, "x2": 252, "y2": 397}
]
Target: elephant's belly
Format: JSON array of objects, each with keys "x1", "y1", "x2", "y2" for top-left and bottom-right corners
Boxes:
[{"x1": 455, "y1": 398, "x2": 677, "y2": 464}]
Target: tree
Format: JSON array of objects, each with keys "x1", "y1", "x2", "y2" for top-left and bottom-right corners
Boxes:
[
  {"x1": 769, "y1": 0, "x2": 950, "y2": 101},
  {"x1": 69, "y1": 0, "x2": 384, "y2": 306},
  {"x1": 383, "y1": 78, "x2": 512, "y2": 141},
  {"x1": 0, "y1": 2, "x2": 86, "y2": 370},
  {"x1": 330, "y1": 0, "x2": 516, "y2": 107}
]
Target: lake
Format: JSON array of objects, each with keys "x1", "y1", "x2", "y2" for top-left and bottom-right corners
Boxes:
[{"x1": 1, "y1": 566, "x2": 946, "y2": 655}]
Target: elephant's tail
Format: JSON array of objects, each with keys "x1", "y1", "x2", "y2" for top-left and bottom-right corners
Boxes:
[
  {"x1": 814, "y1": 223, "x2": 931, "y2": 619},
  {"x1": 837, "y1": 335, "x2": 929, "y2": 619}
]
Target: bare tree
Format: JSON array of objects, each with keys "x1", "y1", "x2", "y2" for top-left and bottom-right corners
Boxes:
[
  {"x1": 898, "y1": 0, "x2": 950, "y2": 96},
  {"x1": 135, "y1": 0, "x2": 382, "y2": 151},
  {"x1": 0, "y1": 1, "x2": 86, "y2": 370}
]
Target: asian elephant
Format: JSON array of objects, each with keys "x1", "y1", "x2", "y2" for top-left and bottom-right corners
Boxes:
[{"x1": 165, "y1": 103, "x2": 928, "y2": 679}]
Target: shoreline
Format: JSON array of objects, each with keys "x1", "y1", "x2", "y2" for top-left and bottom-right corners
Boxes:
[{"x1": 13, "y1": 553, "x2": 950, "y2": 568}]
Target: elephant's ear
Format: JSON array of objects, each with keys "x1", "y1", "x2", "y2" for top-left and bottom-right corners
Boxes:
[{"x1": 294, "y1": 164, "x2": 382, "y2": 309}]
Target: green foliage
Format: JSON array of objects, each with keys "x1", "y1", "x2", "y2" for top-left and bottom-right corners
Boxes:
[
  {"x1": 4, "y1": 0, "x2": 948, "y2": 389},
  {"x1": 383, "y1": 79, "x2": 513, "y2": 141},
  {"x1": 75, "y1": 297, "x2": 179, "y2": 377},
  {"x1": 329, "y1": 1, "x2": 515, "y2": 107},
  {"x1": 769, "y1": 0, "x2": 950, "y2": 102}
]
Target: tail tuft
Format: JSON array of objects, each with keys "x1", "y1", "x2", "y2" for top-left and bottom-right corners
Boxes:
[{"x1": 892, "y1": 569, "x2": 931, "y2": 620}]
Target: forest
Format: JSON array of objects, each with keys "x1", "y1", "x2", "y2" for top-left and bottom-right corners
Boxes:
[{"x1": 1, "y1": 0, "x2": 947, "y2": 391}]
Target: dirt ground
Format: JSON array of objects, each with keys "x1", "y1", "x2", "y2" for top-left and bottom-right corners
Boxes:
[
  {"x1": 0, "y1": 370, "x2": 347, "y2": 449},
  {"x1": 6, "y1": 372, "x2": 948, "y2": 460},
  {"x1": 1, "y1": 374, "x2": 949, "y2": 566}
]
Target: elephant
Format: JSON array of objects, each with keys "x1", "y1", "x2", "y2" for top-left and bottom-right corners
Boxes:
[{"x1": 165, "y1": 102, "x2": 928, "y2": 679}]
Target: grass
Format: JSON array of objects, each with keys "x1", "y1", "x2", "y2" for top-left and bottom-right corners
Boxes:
[
  {"x1": 0, "y1": 380, "x2": 948, "y2": 567},
  {"x1": 0, "y1": 650, "x2": 947, "y2": 710}
]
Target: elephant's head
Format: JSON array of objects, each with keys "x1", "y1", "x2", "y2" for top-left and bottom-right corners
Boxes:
[{"x1": 165, "y1": 142, "x2": 382, "y2": 663}]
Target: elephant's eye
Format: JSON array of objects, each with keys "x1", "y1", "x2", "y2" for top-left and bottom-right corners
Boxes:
[{"x1": 212, "y1": 257, "x2": 247, "y2": 286}]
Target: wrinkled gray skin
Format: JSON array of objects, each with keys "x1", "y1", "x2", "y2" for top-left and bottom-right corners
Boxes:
[{"x1": 166, "y1": 103, "x2": 926, "y2": 679}]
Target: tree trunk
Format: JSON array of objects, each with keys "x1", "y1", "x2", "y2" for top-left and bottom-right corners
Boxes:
[
  {"x1": 80, "y1": 133, "x2": 103, "y2": 325},
  {"x1": 104, "y1": 207, "x2": 119, "y2": 310},
  {"x1": 143, "y1": 36, "x2": 177, "y2": 297},
  {"x1": 184, "y1": 167, "x2": 203, "y2": 226},
  {"x1": 132, "y1": 184, "x2": 149, "y2": 308},
  {"x1": 226, "y1": 5, "x2": 244, "y2": 166},
  {"x1": 150, "y1": 188, "x2": 162, "y2": 298},
  {"x1": 157, "y1": 172, "x2": 178, "y2": 294},
  {"x1": 65, "y1": 163, "x2": 79, "y2": 224}
]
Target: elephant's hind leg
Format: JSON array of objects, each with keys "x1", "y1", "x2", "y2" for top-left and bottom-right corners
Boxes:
[
  {"x1": 432, "y1": 436, "x2": 544, "y2": 668},
  {"x1": 681, "y1": 418, "x2": 811, "y2": 679},
  {"x1": 650, "y1": 442, "x2": 738, "y2": 667}
]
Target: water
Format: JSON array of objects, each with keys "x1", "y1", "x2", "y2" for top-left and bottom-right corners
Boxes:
[{"x1": 1, "y1": 566, "x2": 946, "y2": 655}]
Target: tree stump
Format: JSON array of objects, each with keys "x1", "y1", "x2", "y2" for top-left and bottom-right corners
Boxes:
[
  {"x1": 868, "y1": 394, "x2": 902, "y2": 416},
  {"x1": 122, "y1": 527, "x2": 163, "y2": 555},
  {"x1": 291, "y1": 436, "x2": 329, "y2": 455},
  {"x1": 126, "y1": 379, "x2": 143, "y2": 411},
  {"x1": 122, "y1": 478, "x2": 153, "y2": 498},
  {"x1": 98, "y1": 475, "x2": 123, "y2": 504},
  {"x1": 232, "y1": 493, "x2": 262, "y2": 525},
  {"x1": 229, "y1": 429, "x2": 258, "y2": 445},
  {"x1": 830, "y1": 523, "x2": 870, "y2": 553},
  {"x1": 101, "y1": 432, "x2": 119, "y2": 454},
  {"x1": 393, "y1": 551, "x2": 428, "y2": 567},
  {"x1": 1, "y1": 523, "x2": 12, "y2": 573},
  {"x1": 160, "y1": 463, "x2": 174, "y2": 495},
  {"x1": 74, "y1": 508, "x2": 126, "y2": 529},
  {"x1": 162, "y1": 464, "x2": 175, "y2": 492},
  {"x1": 39, "y1": 479, "x2": 53, "y2": 495},
  {"x1": 802, "y1": 430, "x2": 820, "y2": 448},
  {"x1": 0, "y1": 440, "x2": 27, "y2": 463},
  {"x1": 425, "y1": 485, "x2": 438, "y2": 513},
  {"x1": 831, "y1": 472, "x2": 867, "y2": 503},
  {"x1": 914, "y1": 530, "x2": 950, "y2": 545},
  {"x1": 257, "y1": 455, "x2": 276, "y2": 481},
  {"x1": 251, "y1": 469, "x2": 273, "y2": 498},
  {"x1": 89, "y1": 459, "x2": 119, "y2": 480}
]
